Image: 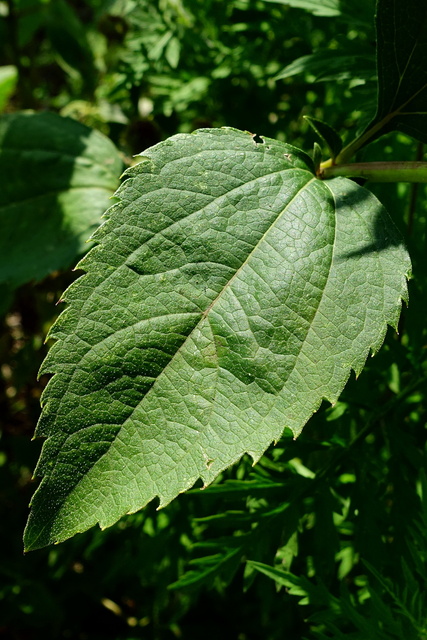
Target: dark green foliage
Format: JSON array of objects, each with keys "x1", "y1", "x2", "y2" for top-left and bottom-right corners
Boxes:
[
  {"x1": 367, "y1": 0, "x2": 427, "y2": 145},
  {"x1": 304, "y1": 116, "x2": 343, "y2": 159}
]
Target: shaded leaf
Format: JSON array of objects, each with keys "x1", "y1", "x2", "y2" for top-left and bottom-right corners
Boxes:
[
  {"x1": 275, "y1": 51, "x2": 376, "y2": 83},
  {"x1": 304, "y1": 116, "x2": 343, "y2": 160},
  {"x1": 45, "y1": 0, "x2": 96, "y2": 88},
  {"x1": 187, "y1": 479, "x2": 287, "y2": 497},
  {"x1": 168, "y1": 546, "x2": 242, "y2": 591},
  {"x1": 365, "y1": 0, "x2": 427, "y2": 144},
  {"x1": 0, "y1": 112, "x2": 123, "y2": 292},
  {"x1": 24, "y1": 127, "x2": 410, "y2": 551},
  {"x1": 248, "y1": 560, "x2": 331, "y2": 605}
]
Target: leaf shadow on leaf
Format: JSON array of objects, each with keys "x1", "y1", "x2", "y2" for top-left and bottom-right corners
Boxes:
[{"x1": 332, "y1": 181, "x2": 406, "y2": 260}]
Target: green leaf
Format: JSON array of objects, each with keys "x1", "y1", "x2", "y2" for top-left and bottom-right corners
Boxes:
[
  {"x1": 263, "y1": 0, "x2": 343, "y2": 17},
  {"x1": 312, "y1": 141, "x2": 322, "y2": 172},
  {"x1": 274, "y1": 51, "x2": 376, "y2": 83},
  {"x1": 168, "y1": 546, "x2": 242, "y2": 591},
  {"x1": 263, "y1": 0, "x2": 374, "y2": 26},
  {"x1": 304, "y1": 116, "x2": 343, "y2": 160},
  {"x1": 45, "y1": 0, "x2": 96, "y2": 87},
  {"x1": 24, "y1": 127, "x2": 410, "y2": 551},
  {"x1": 0, "y1": 66, "x2": 18, "y2": 112},
  {"x1": 247, "y1": 560, "x2": 333, "y2": 606},
  {"x1": 187, "y1": 478, "x2": 287, "y2": 497},
  {"x1": 364, "y1": 0, "x2": 427, "y2": 145},
  {"x1": 248, "y1": 560, "x2": 306, "y2": 590},
  {"x1": 165, "y1": 36, "x2": 181, "y2": 69},
  {"x1": 0, "y1": 112, "x2": 123, "y2": 292}
]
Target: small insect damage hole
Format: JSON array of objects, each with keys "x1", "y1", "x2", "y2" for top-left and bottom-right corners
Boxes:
[{"x1": 252, "y1": 133, "x2": 264, "y2": 144}]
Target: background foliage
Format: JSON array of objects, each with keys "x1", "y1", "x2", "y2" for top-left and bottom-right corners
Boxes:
[{"x1": 0, "y1": 0, "x2": 426, "y2": 638}]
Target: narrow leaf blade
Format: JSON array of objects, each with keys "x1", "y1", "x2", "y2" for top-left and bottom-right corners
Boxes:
[
  {"x1": 304, "y1": 116, "x2": 343, "y2": 159},
  {"x1": 263, "y1": 0, "x2": 342, "y2": 16},
  {"x1": 275, "y1": 51, "x2": 376, "y2": 83},
  {"x1": 263, "y1": 0, "x2": 373, "y2": 25}
]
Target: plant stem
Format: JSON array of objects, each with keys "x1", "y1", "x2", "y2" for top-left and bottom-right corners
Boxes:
[
  {"x1": 320, "y1": 161, "x2": 427, "y2": 182},
  {"x1": 406, "y1": 143, "x2": 425, "y2": 235},
  {"x1": 321, "y1": 114, "x2": 397, "y2": 170}
]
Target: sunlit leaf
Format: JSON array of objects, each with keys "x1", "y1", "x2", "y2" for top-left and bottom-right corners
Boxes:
[
  {"x1": 24, "y1": 127, "x2": 410, "y2": 551},
  {"x1": 0, "y1": 66, "x2": 17, "y2": 112}
]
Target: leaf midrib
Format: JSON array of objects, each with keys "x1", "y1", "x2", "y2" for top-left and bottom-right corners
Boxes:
[
  {"x1": 75, "y1": 163, "x2": 314, "y2": 338},
  {"x1": 45, "y1": 169, "x2": 317, "y2": 494},
  {"x1": 48, "y1": 165, "x2": 314, "y2": 394}
]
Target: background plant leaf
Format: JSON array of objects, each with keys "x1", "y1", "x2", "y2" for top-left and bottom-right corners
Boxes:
[
  {"x1": 0, "y1": 66, "x2": 17, "y2": 112},
  {"x1": 274, "y1": 51, "x2": 376, "y2": 83},
  {"x1": 364, "y1": 0, "x2": 427, "y2": 145},
  {"x1": 304, "y1": 116, "x2": 343, "y2": 159},
  {"x1": 262, "y1": 0, "x2": 373, "y2": 25},
  {"x1": 0, "y1": 112, "x2": 123, "y2": 299},
  {"x1": 263, "y1": 0, "x2": 343, "y2": 17},
  {"x1": 24, "y1": 127, "x2": 410, "y2": 551},
  {"x1": 45, "y1": 0, "x2": 96, "y2": 91}
]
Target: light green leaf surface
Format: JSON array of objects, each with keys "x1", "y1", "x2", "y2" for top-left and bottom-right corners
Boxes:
[
  {"x1": 263, "y1": 0, "x2": 373, "y2": 26},
  {"x1": 24, "y1": 128, "x2": 410, "y2": 551},
  {"x1": 364, "y1": 0, "x2": 427, "y2": 144},
  {"x1": 0, "y1": 66, "x2": 18, "y2": 112},
  {"x1": 0, "y1": 112, "x2": 123, "y2": 293},
  {"x1": 248, "y1": 560, "x2": 308, "y2": 592},
  {"x1": 263, "y1": 0, "x2": 342, "y2": 16}
]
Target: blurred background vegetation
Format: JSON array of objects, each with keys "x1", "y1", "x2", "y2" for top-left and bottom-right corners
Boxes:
[{"x1": 1, "y1": 1, "x2": 426, "y2": 638}]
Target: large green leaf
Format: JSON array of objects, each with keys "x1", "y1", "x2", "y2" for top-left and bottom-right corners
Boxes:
[
  {"x1": 0, "y1": 112, "x2": 123, "y2": 294},
  {"x1": 24, "y1": 128, "x2": 410, "y2": 551},
  {"x1": 365, "y1": 0, "x2": 427, "y2": 144}
]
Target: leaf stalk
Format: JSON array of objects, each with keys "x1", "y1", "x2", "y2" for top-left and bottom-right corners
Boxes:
[{"x1": 320, "y1": 161, "x2": 427, "y2": 183}]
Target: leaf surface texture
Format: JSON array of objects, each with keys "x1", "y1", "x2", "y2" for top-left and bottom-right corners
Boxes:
[{"x1": 24, "y1": 128, "x2": 410, "y2": 550}]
